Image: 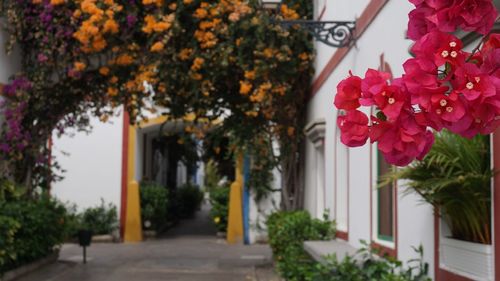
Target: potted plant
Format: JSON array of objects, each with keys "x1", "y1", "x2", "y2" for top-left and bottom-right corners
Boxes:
[{"x1": 382, "y1": 130, "x2": 493, "y2": 280}]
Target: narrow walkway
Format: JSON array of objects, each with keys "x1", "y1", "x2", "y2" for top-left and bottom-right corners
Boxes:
[{"x1": 15, "y1": 204, "x2": 280, "y2": 281}]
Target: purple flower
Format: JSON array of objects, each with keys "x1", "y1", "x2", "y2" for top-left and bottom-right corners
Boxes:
[
  {"x1": 127, "y1": 15, "x2": 137, "y2": 27},
  {"x1": 38, "y1": 53, "x2": 48, "y2": 62},
  {"x1": 0, "y1": 143, "x2": 11, "y2": 153}
]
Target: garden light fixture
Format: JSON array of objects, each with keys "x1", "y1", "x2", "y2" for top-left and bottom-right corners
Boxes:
[{"x1": 259, "y1": 0, "x2": 356, "y2": 48}]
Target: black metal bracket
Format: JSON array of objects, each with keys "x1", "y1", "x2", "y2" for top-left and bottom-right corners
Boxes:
[{"x1": 279, "y1": 20, "x2": 356, "y2": 48}]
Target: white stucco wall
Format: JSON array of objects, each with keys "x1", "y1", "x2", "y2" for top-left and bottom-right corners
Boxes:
[
  {"x1": 305, "y1": 0, "x2": 435, "y2": 276},
  {"x1": 51, "y1": 111, "x2": 124, "y2": 212}
]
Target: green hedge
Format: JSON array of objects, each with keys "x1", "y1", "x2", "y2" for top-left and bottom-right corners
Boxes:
[
  {"x1": 0, "y1": 197, "x2": 69, "y2": 273},
  {"x1": 80, "y1": 199, "x2": 118, "y2": 235},
  {"x1": 311, "y1": 243, "x2": 431, "y2": 281},
  {"x1": 176, "y1": 183, "x2": 204, "y2": 219},
  {"x1": 209, "y1": 186, "x2": 229, "y2": 232},
  {"x1": 140, "y1": 182, "x2": 169, "y2": 232},
  {"x1": 266, "y1": 211, "x2": 335, "y2": 281}
]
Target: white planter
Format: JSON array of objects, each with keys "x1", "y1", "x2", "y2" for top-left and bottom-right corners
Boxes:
[{"x1": 440, "y1": 237, "x2": 493, "y2": 281}]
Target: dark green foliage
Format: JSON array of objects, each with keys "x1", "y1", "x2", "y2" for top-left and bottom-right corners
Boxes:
[
  {"x1": 176, "y1": 183, "x2": 204, "y2": 219},
  {"x1": 266, "y1": 211, "x2": 335, "y2": 281},
  {"x1": 381, "y1": 131, "x2": 492, "y2": 244},
  {"x1": 209, "y1": 186, "x2": 230, "y2": 232},
  {"x1": 140, "y1": 182, "x2": 169, "y2": 232},
  {"x1": 80, "y1": 199, "x2": 118, "y2": 235},
  {"x1": 311, "y1": 242, "x2": 431, "y2": 281},
  {"x1": 0, "y1": 195, "x2": 69, "y2": 273}
]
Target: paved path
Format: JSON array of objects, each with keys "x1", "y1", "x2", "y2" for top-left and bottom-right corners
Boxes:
[{"x1": 16, "y1": 205, "x2": 280, "y2": 281}]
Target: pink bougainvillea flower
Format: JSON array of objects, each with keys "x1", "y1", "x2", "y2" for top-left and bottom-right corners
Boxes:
[
  {"x1": 337, "y1": 110, "x2": 369, "y2": 147},
  {"x1": 371, "y1": 79, "x2": 410, "y2": 121},
  {"x1": 452, "y1": 63, "x2": 497, "y2": 101},
  {"x1": 480, "y1": 35, "x2": 500, "y2": 78},
  {"x1": 360, "y1": 69, "x2": 392, "y2": 106},
  {"x1": 453, "y1": 0, "x2": 498, "y2": 35},
  {"x1": 407, "y1": 4, "x2": 437, "y2": 40},
  {"x1": 481, "y1": 34, "x2": 500, "y2": 55},
  {"x1": 334, "y1": 73, "x2": 363, "y2": 110},
  {"x1": 402, "y1": 58, "x2": 440, "y2": 101},
  {"x1": 429, "y1": 91, "x2": 466, "y2": 122},
  {"x1": 412, "y1": 31, "x2": 466, "y2": 67},
  {"x1": 372, "y1": 112, "x2": 435, "y2": 166},
  {"x1": 481, "y1": 49, "x2": 500, "y2": 78}
]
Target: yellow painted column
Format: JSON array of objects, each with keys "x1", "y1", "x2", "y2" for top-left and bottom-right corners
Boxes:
[
  {"x1": 124, "y1": 125, "x2": 143, "y2": 242},
  {"x1": 227, "y1": 153, "x2": 244, "y2": 244}
]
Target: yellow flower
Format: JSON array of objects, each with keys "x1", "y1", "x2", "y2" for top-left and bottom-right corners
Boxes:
[
  {"x1": 150, "y1": 42, "x2": 165, "y2": 52},
  {"x1": 239, "y1": 81, "x2": 252, "y2": 95},
  {"x1": 99, "y1": 67, "x2": 110, "y2": 76},
  {"x1": 74, "y1": 62, "x2": 86, "y2": 71},
  {"x1": 214, "y1": 217, "x2": 221, "y2": 224}
]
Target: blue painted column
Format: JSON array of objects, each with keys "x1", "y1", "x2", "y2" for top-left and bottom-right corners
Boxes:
[{"x1": 243, "y1": 155, "x2": 251, "y2": 245}]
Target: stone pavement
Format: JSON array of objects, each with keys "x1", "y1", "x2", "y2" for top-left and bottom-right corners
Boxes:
[{"x1": 16, "y1": 205, "x2": 281, "y2": 281}]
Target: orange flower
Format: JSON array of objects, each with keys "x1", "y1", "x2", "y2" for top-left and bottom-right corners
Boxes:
[
  {"x1": 280, "y1": 4, "x2": 300, "y2": 20},
  {"x1": 169, "y1": 2, "x2": 177, "y2": 10},
  {"x1": 74, "y1": 62, "x2": 86, "y2": 71},
  {"x1": 244, "y1": 70, "x2": 255, "y2": 80},
  {"x1": 299, "y1": 52, "x2": 309, "y2": 61},
  {"x1": 110, "y1": 76, "x2": 119, "y2": 83},
  {"x1": 150, "y1": 42, "x2": 165, "y2": 52},
  {"x1": 239, "y1": 81, "x2": 252, "y2": 95},
  {"x1": 194, "y1": 8, "x2": 208, "y2": 19},
  {"x1": 73, "y1": 9, "x2": 82, "y2": 18},
  {"x1": 263, "y1": 48, "x2": 274, "y2": 58},
  {"x1": 99, "y1": 67, "x2": 110, "y2": 76},
  {"x1": 103, "y1": 19, "x2": 119, "y2": 34},
  {"x1": 107, "y1": 87, "x2": 118, "y2": 96},
  {"x1": 287, "y1": 127, "x2": 295, "y2": 137},
  {"x1": 183, "y1": 0, "x2": 193, "y2": 4},
  {"x1": 191, "y1": 57, "x2": 205, "y2": 71},
  {"x1": 116, "y1": 54, "x2": 134, "y2": 65},
  {"x1": 50, "y1": 0, "x2": 65, "y2": 5},
  {"x1": 178, "y1": 48, "x2": 193, "y2": 60}
]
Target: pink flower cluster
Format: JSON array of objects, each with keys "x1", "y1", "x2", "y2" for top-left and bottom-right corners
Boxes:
[{"x1": 334, "y1": 0, "x2": 499, "y2": 166}]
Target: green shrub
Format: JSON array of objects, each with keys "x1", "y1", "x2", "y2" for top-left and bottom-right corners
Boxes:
[
  {"x1": 382, "y1": 131, "x2": 492, "y2": 244},
  {"x1": 140, "y1": 182, "x2": 169, "y2": 232},
  {"x1": 176, "y1": 183, "x2": 204, "y2": 219},
  {"x1": 266, "y1": 211, "x2": 335, "y2": 281},
  {"x1": 0, "y1": 196, "x2": 69, "y2": 273},
  {"x1": 81, "y1": 199, "x2": 118, "y2": 235},
  {"x1": 311, "y1": 242, "x2": 431, "y2": 281},
  {"x1": 0, "y1": 216, "x2": 20, "y2": 272},
  {"x1": 209, "y1": 185, "x2": 230, "y2": 232}
]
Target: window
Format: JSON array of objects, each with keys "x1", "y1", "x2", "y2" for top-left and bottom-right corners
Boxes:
[
  {"x1": 372, "y1": 148, "x2": 396, "y2": 252},
  {"x1": 335, "y1": 126, "x2": 349, "y2": 236},
  {"x1": 377, "y1": 151, "x2": 394, "y2": 242}
]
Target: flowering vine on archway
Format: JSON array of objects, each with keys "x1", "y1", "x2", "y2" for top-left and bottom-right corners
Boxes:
[
  {"x1": 335, "y1": 0, "x2": 499, "y2": 166},
  {"x1": 0, "y1": 0, "x2": 313, "y2": 206}
]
